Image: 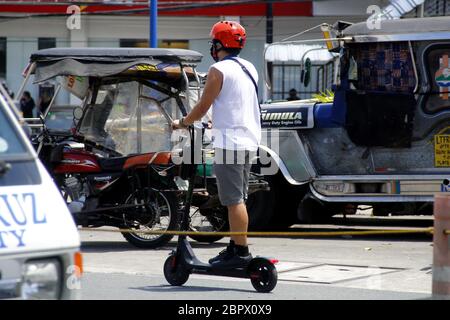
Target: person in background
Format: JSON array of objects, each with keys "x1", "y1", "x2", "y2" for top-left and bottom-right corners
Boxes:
[
  {"x1": 286, "y1": 88, "x2": 300, "y2": 101},
  {"x1": 20, "y1": 91, "x2": 35, "y2": 118},
  {"x1": 38, "y1": 92, "x2": 52, "y2": 115}
]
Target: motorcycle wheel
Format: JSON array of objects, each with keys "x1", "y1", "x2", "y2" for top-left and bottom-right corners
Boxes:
[
  {"x1": 188, "y1": 206, "x2": 228, "y2": 243},
  {"x1": 121, "y1": 190, "x2": 180, "y2": 249}
]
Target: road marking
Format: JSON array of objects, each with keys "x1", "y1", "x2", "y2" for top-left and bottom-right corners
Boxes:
[{"x1": 278, "y1": 264, "x2": 404, "y2": 284}]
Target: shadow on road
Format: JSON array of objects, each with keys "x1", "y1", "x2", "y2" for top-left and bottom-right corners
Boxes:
[{"x1": 81, "y1": 239, "x2": 226, "y2": 253}]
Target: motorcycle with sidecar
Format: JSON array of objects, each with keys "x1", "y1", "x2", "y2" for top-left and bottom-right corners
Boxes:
[{"x1": 21, "y1": 47, "x2": 270, "y2": 247}]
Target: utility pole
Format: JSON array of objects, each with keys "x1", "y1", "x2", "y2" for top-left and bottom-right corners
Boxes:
[
  {"x1": 266, "y1": 0, "x2": 273, "y2": 100},
  {"x1": 150, "y1": 0, "x2": 158, "y2": 48},
  {"x1": 266, "y1": 1, "x2": 273, "y2": 44}
]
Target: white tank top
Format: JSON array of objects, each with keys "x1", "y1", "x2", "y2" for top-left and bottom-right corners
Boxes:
[{"x1": 210, "y1": 57, "x2": 261, "y2": 152}]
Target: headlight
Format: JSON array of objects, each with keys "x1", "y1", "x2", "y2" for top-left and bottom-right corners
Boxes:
[{"x1": 21, "y1": 259, "x2": 61, "y2": 300}]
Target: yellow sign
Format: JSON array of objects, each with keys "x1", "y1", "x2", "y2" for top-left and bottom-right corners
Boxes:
[
  {"x1": 435, "y1": 134, "x2": 450, "y2": 167},
  {"x1": 133, "y1": 64, "x2": 158, "y2": 72}
]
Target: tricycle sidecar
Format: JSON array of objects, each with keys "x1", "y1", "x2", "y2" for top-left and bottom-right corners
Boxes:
[
  {"x1": 22, "y1": 47, "x2": 205, "y2": 248},
  {"x1": 22, "y1": 47, "x2": 271, "y2": 243}
]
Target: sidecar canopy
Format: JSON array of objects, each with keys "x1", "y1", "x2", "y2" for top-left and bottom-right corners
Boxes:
[{"x1": 29, "y1": 47, "x2": 203, "y2": 83}]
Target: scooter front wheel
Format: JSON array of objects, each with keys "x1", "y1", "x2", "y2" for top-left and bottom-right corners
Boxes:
[
  {"x1": 164, "y1": 255, "x2": 190, "y2": 286},
  {"x1": 248, "y1": 259, "x2": 278, "y2": 293}
]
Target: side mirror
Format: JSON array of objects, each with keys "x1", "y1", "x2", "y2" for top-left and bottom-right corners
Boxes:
[{"x1": 73, "y1": 106, "x2": 83, "y2": 121}]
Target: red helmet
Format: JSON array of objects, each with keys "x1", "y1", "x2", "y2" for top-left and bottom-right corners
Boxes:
[{"x1": 209, "y1": 21, "x2": 247, "y2": 49}]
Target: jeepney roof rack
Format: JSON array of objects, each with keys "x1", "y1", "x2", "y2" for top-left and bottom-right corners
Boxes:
[{"x1": 342, "y1": 16, "x2": 450, "y2": 42}]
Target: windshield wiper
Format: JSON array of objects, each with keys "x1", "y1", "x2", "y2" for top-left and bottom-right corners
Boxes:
[{"x1": 0, "y1": 161, "x2": 12, "y2": 176}]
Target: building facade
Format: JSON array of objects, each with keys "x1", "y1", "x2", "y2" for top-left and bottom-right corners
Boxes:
[{"x1": 0, "y1": 0, "x2": 387, "y2": 105}]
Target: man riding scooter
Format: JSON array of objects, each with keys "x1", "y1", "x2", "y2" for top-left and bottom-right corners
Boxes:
[{"x1": 172, "y1": 20, "x2": 261, "y2": 269}]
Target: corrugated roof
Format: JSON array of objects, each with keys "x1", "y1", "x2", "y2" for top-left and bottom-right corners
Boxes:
[{"x1": 265, "y1": 43, "x2": 336, "y2": 64}]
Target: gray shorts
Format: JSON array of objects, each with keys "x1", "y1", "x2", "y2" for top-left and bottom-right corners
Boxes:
[{"x1": 213, "y1": 148, "x2": 255, "y2": 207}]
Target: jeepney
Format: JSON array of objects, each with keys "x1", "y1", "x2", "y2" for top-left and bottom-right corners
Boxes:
[{"x1": 260, "y1": 16, "x2": 450, "y2": 223}]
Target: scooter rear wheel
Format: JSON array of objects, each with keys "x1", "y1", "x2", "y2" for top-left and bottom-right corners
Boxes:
[
  {"x1": 164, "y1": 255, "x2": 190, "y2": 286},
  {"x1": 249, "y1": 260, "x2": 278, "y2": 293}
]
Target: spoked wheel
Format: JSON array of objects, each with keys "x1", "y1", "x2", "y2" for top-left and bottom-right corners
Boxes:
[
  {"x1": 248, "y1": 259, "x2": 278, "y2": 293},
  {"x1": 122, "y1": 190, "x2": 180, "y2": 249},
  {"x1": 163, "y1": 254, "x2": 190, "y2": 286},
  {"x1": 188, "y1": 207, "x2": 228, "y2": 243}
]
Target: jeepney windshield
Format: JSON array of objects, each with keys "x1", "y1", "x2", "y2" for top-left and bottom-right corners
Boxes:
[{"x1": 78, "y1": 80, "x2": 179, "y2": 156}]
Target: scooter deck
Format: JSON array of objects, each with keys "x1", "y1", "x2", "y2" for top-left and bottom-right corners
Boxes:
[
  {"x1": 190, "y1": 265, "x2": 249, "y2": 279},
  {"x1": 177, "y1": 237, "x2": 251, "y2": 279}
]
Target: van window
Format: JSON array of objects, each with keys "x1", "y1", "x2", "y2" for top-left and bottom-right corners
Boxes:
[
  {"x1": 0, "y1": 107, "x2": 27, "y2": 157},
  {"x1": 0, "y1": 99, "x2": 41, "y2": 186}
]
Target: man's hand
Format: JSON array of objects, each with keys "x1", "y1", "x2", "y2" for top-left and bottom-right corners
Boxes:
[{"x1": 171, "y1": 118, "x2": 186, "y2": 130}]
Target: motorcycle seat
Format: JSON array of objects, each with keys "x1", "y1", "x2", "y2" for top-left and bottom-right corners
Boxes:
[
  {"x1": 123, "y1": 152, "x2": 172, "y2": 170},
  {"x1": 97, "y1": 156, "x2": 130, "y2": 172}
]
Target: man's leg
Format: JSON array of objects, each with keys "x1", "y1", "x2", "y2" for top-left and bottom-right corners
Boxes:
[
  {"x1": 228, "y1": 202, "x2": 248, "y2": 246},
  {"x1": 209, "y1": 149, "x2": 252, "y2": 267}
]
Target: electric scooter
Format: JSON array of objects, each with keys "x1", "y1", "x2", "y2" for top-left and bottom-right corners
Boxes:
[{"x1": 163, "y1": 124, "x2": 278, "y2": 293}]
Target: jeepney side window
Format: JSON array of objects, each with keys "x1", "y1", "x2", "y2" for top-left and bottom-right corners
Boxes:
[
  {"x1": 421, "y1": 44, "x2": 450, "y2": 114},
  {"x1": 348, "y1": 42, "x2": 415, "y2": 93},
  {"x1": 344, "y1": 42, "x2": 417, "y2": 149}
]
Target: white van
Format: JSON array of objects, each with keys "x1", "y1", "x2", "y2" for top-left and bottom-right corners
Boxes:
[{"x1": 0, "y1": 85, "x2": 81, "y2": 299}]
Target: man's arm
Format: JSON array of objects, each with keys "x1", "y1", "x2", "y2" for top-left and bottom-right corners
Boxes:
[{"x1": 172, "y1": 67, "x2": 222, "y2": 128}]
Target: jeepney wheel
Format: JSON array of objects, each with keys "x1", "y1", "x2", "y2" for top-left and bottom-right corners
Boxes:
[
  {"x1": 297, "y1": 196, "x2": 335, "y2": 224},
  {"x1": 269, "y1": 174, "x2": 308, "y2": 229},
  {"x1": 246, "y1": 188, "x2": 276, "y2": 231}
]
